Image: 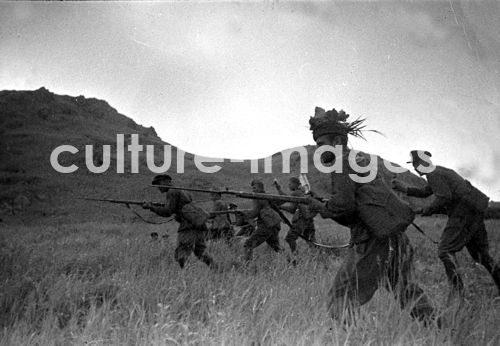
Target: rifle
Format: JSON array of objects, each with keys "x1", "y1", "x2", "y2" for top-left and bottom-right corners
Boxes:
[
  {"x1": 80, "y1": 198, "x2": 173, "y2": 225},
  {"x1": 81, "y1": 197, "x2": 164, "y2": 207},
  {"x1": 151, "y1": 185, "x2": 311, "y2": 204},
  {"x1": 208, "y1": 209, "x2": 251, "y2": 216},
  {"x1": 269, "y1": 202, "x2": 349, "y2": 250}
]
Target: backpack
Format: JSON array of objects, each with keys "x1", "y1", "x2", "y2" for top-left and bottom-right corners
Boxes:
[
  {"x1": 459, "y1": 180, "x2": 489, "y2": 212},
  {"x1": 356, "y1": 181, "x2": 415, "y2": 238},
  {"x1": 181, "y1": 203, "x2": 210, "y2": 228}
]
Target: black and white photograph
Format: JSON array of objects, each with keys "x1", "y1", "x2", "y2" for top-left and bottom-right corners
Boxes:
[{"x1": 1, "y1": 1, "x2": 499, "y2": 345}]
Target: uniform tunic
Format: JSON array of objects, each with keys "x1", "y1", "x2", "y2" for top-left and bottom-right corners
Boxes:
[
  {"x1": 406, "y1": 165, "x2": 500, "y2": 294},
  {"x1": 319, "y1": 151, "x2": 435, "y2": 321},
  {"x1": 150, "y1": 189, "x2": 213, "y2": 268},
  {"x1": 242, "y1": 199, "x2": 281, "y2": 261},
  {"x1": 279, "y1": 189, "x2": 316, "y2": 252}
]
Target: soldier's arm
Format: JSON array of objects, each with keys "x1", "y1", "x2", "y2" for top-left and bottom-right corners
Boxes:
[
  {"x1": 280, "y1": 189, "x2": 303, "y2": 213},
  {"x1": 279, "y1": 202, "x2": 297, "y2": 214},
  {"x1": 422, "y1": 196, "x2": 449, "y2": 215},
  {"x1": 243, "y1": 199, "x2": 261, "y2": 219},
  {"x1": 148, "y1": 190, "x2": 178, "y2": 217},
  {"x1": 406, "y1": 185, "x2": 433, "y2": 198},
  {"x1": 421, "y1": 175, "x2": 452, "y2": 215},
  {"x1": 272, "y1": 183, "x2": 288, "y2": 206},
  {"x1": 313, "y1": 174, "x2": 357, "y2": 219}
]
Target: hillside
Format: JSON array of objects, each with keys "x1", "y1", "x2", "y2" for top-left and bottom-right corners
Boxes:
[{"x1": 0, "y1": 87, "x2": 428, "y2": 224}]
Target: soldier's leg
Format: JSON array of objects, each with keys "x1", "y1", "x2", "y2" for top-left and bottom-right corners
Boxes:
[
  {"x1": 193, "y1": 228, "x2": 216, "y2": 268},
  {"x1": 388, "y1": 235, "x2": 437, "y2": 323},
  {"x1": 438, "y1": 217, "x2": 468, "y2": 296},
  {"x1": 465, "y1": 216, "x2": 500, "y2": 294},
  {"x1": 174, "y1": 231, "x2": 195, "y2": 268},
  {"x1": 223, "y1": 226, "x2": 234, "y2": 244},
  {"x1": 285, "y1": 226, "x2": 300, "y2": 253},
  {"x1": 303, "y1": 220, "x2": 316, "y2": 242},
  {"x1": 265, "y1": 226, "x2": 282, "y2": 253},
  {"x1": 328, "y1": 238, "x2": 385, "y2": 323},
  {"x1": 243, "y1": 226, "x2": 270, "y2": 262}
]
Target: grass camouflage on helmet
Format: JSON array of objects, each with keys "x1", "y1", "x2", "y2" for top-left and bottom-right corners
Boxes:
[{"x1": 309, "y1": 106, "x2": 381, "y2": 141}]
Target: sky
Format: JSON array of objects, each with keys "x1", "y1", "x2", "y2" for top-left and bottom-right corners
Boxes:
[{"x1": 1, "y1": 1, "x2": 500, "y2": 199}]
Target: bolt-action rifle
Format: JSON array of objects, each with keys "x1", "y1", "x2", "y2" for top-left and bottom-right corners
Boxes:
[
  {"x1": 81, "y1": 197, "x2": 164, "y2": 207},
  {"x1": 208, "y1": 209, "x2": 251, "y2": 216},
  {"x1": 80, "y1": 197, "x2": 171, "y2": 225},
  {"x1": 81, "y1": 197, "x2": 249, "y2": 218},
  {"x1": 151, "y1": 185, "x2": 313, "y2": 204}
]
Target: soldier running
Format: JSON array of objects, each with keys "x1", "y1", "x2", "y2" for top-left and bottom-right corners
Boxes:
[
  {"x1": 208, "y1": 192, "x2": 234, "y2": 242},
  {"x1": 274, "y1": 177, "x2": 316, "y2": 253},
  {"x1": 393, "y1": 150, "x2": 500, "y2": 299},
  {"x1": 142, "y1": 174, "x2": 217, "y2": 270},
  {"x1": 307, "y1": 107, "x2": 437, "y2": 325},
  {"x1": 240, "y1": 179, "x2": 282, "y2": 262}
]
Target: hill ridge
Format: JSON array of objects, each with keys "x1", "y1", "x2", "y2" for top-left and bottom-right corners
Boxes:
[{"x1": 0, "y1": 87, "x2": 427, "y2": 223}]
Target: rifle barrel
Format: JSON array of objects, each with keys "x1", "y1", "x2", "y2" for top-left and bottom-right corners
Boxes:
[
  {"x1": 151, "y1": 185, "x2": 310, "y2": 204},
  {"x1": 81, "y1": 198, "x2": 163, "y2": 207},
  {"x1": 209, "y1": 209, "x2": 251, "y2": 215}
]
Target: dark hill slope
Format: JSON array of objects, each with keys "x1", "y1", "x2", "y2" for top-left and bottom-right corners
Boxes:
[{"x1": 0, "y1": 88, "x2": 428, "y2": 224}]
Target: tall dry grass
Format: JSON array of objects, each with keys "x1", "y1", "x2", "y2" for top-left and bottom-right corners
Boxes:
[{"x1": 1, "y1": 217, "x2": 499, "y2": 345}]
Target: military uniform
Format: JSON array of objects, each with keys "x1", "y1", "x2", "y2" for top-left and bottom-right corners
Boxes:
[
  {"x1": 234, "y1": 212, "x2": 255, "y2": 237},
  {"x1": 405, "y1": 165, "x2": 500, "y2": 295},
  {"x1": 209, "y1": 199, "x2": 233, "y2": 241},
  {"x1": 279, "y1": 189, "x2": 316, "y2": 253},
  {"x1": 319, "y1": 152, "x2": 435, "y2": 323},
  {"x1": 242, "y1": 199, "x2": 282, "y2": 262},
  {"x1": 149, "y1": 189, "x2": 215, "y2": 268}
]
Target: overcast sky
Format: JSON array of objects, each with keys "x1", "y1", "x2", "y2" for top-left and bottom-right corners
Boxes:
[{"x1": 1, "y1": 1, "x2": 499, "y2": 199}]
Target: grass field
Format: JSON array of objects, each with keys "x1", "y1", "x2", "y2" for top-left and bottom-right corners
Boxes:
[{"x1": 1, "y1": 217, "x2": 499, "y2": 345}]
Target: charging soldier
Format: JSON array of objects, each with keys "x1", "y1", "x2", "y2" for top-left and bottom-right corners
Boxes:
[
  {"x1": 274, "y1": 177, "x2": 316, "y2": 253},
  {"x1": 143, "y1": 174, "x2": 217, "y2": 270},
  {"x1": 307, "y1": 107, "x2": 437, "y2": 325},
  {"x1": 241, "y1": 179, "x2": 282, "y2": 262},
  {"x1": 393, "y1": 150, "x2": 500, "y2": 299},
  {"x1": 208, "y1": 192, "x2": 233, "y2": 242}
]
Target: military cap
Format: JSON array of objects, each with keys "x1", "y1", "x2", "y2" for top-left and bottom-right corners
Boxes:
[
  {"x1": 251, "y1": 179, "x2": 264, "y2": 189},
  {"x1": 152, "y1": 174, "x2": 172, "y2": 185},
  {"x1": 289, "y1": 177, "x2": 301, "y2": 185},
  {"x1": 407, "y1": 150, "x2": 432, "y2": 164}
]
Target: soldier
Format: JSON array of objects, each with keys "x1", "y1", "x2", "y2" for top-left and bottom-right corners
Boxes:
[
  {"x1": 208, "y1": 192, "x2": 233, "y2": 242},
  {"x1": 393, "y1": 150, "x2": 500, "y2": 299},
  {"x1": 240, "y1": 179, "x2": 282, "y2": 262},
  {"x1": 307, "y1": 107, "x2": 437, "y2": 325},
  {"x1": 274, "y1": 177, "x2": 316, "y2": 254},
  {"x1": 142, "y1": 174, "x2": 217, "y2": 269}
]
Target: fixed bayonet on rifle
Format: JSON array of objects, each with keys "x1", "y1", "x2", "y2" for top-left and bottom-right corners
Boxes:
[
  {"x1": 80, "y1": 198, "x2": 173, "y2": 225},
  {"x1": 151, "y1": 185, "x2": 311, "y2": 204},
  {"x1": 80, "y1": 197, "x2": 164, "y2": 207}
]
